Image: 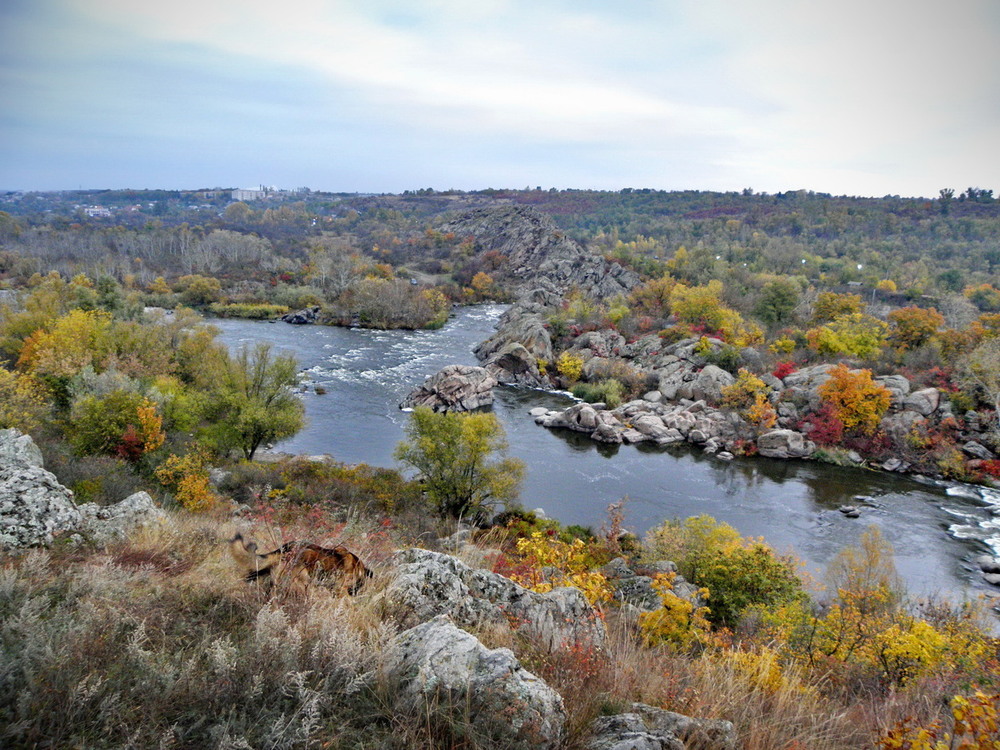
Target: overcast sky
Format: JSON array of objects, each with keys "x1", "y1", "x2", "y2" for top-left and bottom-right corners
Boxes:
[{"x1": 2, "y1": 0, "x2": 998, "y2": 197}]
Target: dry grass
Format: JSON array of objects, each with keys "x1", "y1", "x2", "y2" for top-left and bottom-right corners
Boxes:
[{"x1": 1, "y1": 511, "x2": 993, "y2": 749}]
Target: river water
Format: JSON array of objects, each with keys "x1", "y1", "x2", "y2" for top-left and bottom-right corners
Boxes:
[{"x1": 210, "y1": 305, "x2": 1000, "y2": 603}]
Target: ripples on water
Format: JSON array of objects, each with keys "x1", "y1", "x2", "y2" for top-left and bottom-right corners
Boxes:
[{"x1": 211, "y1": 307, "x2": 1000, "y2": 605}]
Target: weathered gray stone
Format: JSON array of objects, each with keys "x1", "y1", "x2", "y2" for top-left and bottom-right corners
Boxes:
[
  {"x1": 756, "y1": 429, "x2": 815, "y2": 459},
  {"x1": 0, "y1": 428, "x2": 45, "y2": 468},
  {"x1": 386, "y1": 549, "x2": 606, "y2": 653},
  {"x1": 586, "y1": 713, "x2": 684, "y2": 750},
  {"x1": 281, "y1": 306, "x2": 319, "y2": 324},
  {"x1": 963, "y1": 441, "x2": 996, "y2": 461},
  {"x1": 903, "y1": 387, "x2": 940, "y2": 416},
  {"x1": 77, "y1": 491, "x2": 167, "y2": 545},
  {"x1": 382, "y1": 615, "x2": 566, "y2": 750},
  {"x1": 631, "y1": 703, "x2": 738, "y2": 750},
  {"x1": 876, "y1": 374, "x2": 912, "y2": 407},
  {"x1": 400, "y1": 364, "x2": 498, "y2": 412},
  {"x1": 976, "y1": 554, "x2": 1000, "y2": 574}
]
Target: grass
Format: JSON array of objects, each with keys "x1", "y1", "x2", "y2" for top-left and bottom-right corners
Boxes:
[{"x1": 1, "y1": 507, "x2": 997, "y2": 749}]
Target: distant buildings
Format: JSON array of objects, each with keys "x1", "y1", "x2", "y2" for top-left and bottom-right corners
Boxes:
[{"x1": 230, "y1": 185, "x2": 302, "y2": 201}]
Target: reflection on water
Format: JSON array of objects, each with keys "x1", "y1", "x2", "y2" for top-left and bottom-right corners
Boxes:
[{"x1": 211, "y1": 307, "x2": 1000, "y2": 604}]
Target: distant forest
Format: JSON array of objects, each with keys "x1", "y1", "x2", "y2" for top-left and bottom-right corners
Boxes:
[{"x1": 1, "y1": 187, "x2": 998, "y2": 336}]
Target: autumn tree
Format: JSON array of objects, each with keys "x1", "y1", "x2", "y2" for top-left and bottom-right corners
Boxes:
[
  {"x1": 887, "y1": 306, "x2": 944, "y2": 350},
  {"x1": 818, "y1": 364, "x2": 891, "y2": 434},
  {"x1": 806, "y1": 313, "x2": 888, "y2": 359},
  {"x1": 394, "y1": 406, "x2": 524, "y2": 520},
  {"x1": 0, "y1": 367, "x2": 47, "y2": 432},
  {"x1": 812, "y1": 291, "x2": 863, "y2": 323},
  {"x1": 69, "y1": 391, "x2": 165, "y2": 460},
  {"x1": 720, "y1": 368, "x2": 777, "y2": 430},
  {"x1": 205, "y1": 343, "x2": 305, "y2": 460}
]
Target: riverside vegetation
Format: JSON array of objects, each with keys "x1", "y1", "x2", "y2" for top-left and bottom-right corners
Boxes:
[{"x1": 1, "y1": 187, "x2": 1000, "y2": 747}]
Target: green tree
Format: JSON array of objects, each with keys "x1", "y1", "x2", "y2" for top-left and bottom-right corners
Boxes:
[
  {"x1": 207, "y1": 343, "x2": 305, "y2": 460},
  {"x1": 394, "y1": 406, "x2": 524, "y2": 520},
  {"x1": 754, "y1": 278, "x2": 799, "y2": 326}
]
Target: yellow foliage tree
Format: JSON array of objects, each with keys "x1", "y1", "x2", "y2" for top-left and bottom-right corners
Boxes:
[{"x1": 0, "y1": 367, "x2": 48, "y2": 432}]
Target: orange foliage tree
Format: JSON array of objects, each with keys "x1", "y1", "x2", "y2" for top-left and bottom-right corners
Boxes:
[
  {"x1": 818, "y1": 364, "x2": 891, "y2": 434},
  {"x1": 888, "y1": 306, "x2": 945, "y2": 350}
]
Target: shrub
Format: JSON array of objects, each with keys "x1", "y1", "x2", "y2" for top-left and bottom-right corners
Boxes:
[
  {"x1": 644, "y1": 515, "x2": 804, "y2": 627},
  {"x1": 155, "y1": 447, "x2": 218, "y2": 512},
  {"x1": 206, "y1": 302, "x2": 290, "y2": 319},
  {"x1": 772, "y1": 360, "x2": 797, "y2": 379},
  {"x1": 557, "y1": 351, "x2": 585, "y2": 382},
  {"x1": 637, "y1": 573, "x2": 712, "y2": 649},
  {"x1": 818, "y1": 364, "x2": 891, "y2": 435},
  {"x1": 69, "y1": 390, "x2": 166, "y2": 460},
  {"x1": 571, "y1": 378, "x2": 625, "y2": 408}
]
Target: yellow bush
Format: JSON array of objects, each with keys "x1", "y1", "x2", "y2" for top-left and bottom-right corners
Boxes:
[
  {"x1": 509, "y1": 531, "x2": 613, "y2": 605},
  {"x1": 637, "y1": 573, "x2": 712, "y2": 649},
  {"x1": 155, "y1": 448, "x2": 218, "y2": 512},
  {"x1": 557, "y1": 351, "x2": 585, "y2": 382}
]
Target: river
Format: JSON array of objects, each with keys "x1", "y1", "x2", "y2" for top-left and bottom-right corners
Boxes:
[{"x1": 210, "y1": 305, "x2": 1000, "y2": 604}]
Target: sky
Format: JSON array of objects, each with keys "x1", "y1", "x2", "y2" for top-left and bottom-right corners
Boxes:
[{"x1": 1, "y1": 0, "x2": 998, "y2": 197}]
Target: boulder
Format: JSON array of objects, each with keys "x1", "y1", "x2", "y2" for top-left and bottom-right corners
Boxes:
[
  {"x1": 756, "y1": 429, "x2": 815, "y2": 459},
  {"x1": 876, "y1": 374, "x2": 912, "y2": 408},
  {"x1": 881, "y1": 411, "x2": 926, "y2": 442},
  {"x1": 385, "y1": 548, "x2": 606, "y2": 653},
  {"x1": 0, "y1": 430, "x2": 81, "y2": 549},
  {"x1": 0, "y1": 430, "x2": 165, "y2": 549},
  {"x1": 586, "y1": 713, "x2": 684, "y2": 750},
  {"x1": 77, "y1": 491, "x2": 167, "y2": 545},
  {"x1": 678, "y1": 365, "x2": 735, "y2": 404},
  {"x1": 631, "y1": 703, "x2": 738, "y2": 750},
  {"x1": 903, "y1": 387, "x2": 940, "y2": 416},
  {"x1": 0, "y1": 458, "x2": 82, "y2": 549},
  {"x1": 484, "y1": 342, "x2": 546, "y2": 387},
  {"x1": 400, "y1": 364, "x2": 498, "y2": 412},
  {"x1": 382, "y1": 615, "x2": 566, "y2": 750},
  {"x1": 281, "y1": 306, "x2": 319, "y2": 324},
  {"x1": 963, "y1": 441, "x2": 996, "y2": 461},
  {"x1": 0, "y1": 428, "x2": 44, "y2": 468}
]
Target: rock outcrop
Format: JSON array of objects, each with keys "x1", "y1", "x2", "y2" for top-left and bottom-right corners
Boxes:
[
  {"x1": 0, "y1": 429, "x2": 165, "y2": 550},
  {"x1": 281, "y1": 306, "x2": 320, "y2": 324},
  {"x1": 382, "y1": 615, "x2": 566, "y2": 750},
  {"x1": 400, "y1": 364, "x2": 498, "y2": 412},
  {"x1": 386, "y1": 548, "x2": 606, "y2": 653},
  {"x1": 446, "y1": 206, "x2": 640, "y2": 385},
  {"x1": 0, "y1": 433, "x2": 82, "y2": 549},
  {"x1": 587, "y1": 703, "x2": 738, "y2": 750},
  {"x1": 440, "y1": 206, "x2": 640, "y2": 301},
  {"x1": 77, "y1": 491, "x2": 167, "y2": 545}
]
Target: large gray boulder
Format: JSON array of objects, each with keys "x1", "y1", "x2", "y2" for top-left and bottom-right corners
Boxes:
[
  {"x1": 0, "y1": 428, "x2": 44, "y2": 468},
  {"x1": 77, "y1": 491, "x2": 167, "y2": 545},
  {"x1": 0, "y1": 429, "x2": 165, "y2": 549},
  {"x1": 586, "y1": 703, "x2": 737, "y2": 750},
  {"x1": 385, "y1": 548, "x2": 606, "y2": 653},
  {"x1": 756, "y1": 429, "x2": 815, "y2": 459},
  {"x1": 903, "y1": 387, "x2": 940, "y2": 416},
  {"x1": 400, "y1": 364, "x2": 498, "y2": 412},
  {"x1": 382, "y1": 615, "x2": 566, "y2": 750},
  {"x1": 690, "y1": 365, "x2": 736, "y2": 404},
  {"x1": 586, "y1": 713, "x2": 684, "y2": 750},
  {"x1": 0, "y1": 456, "x2": 82, "y2": 549}
]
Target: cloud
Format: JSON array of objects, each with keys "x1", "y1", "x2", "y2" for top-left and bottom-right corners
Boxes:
[{"x1": 2, "y1": 0, "x2": 998, "y2": 194}]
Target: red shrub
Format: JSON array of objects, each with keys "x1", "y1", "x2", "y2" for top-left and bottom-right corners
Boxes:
[{"x1": 773, "y1": 361, "x2": 797, "y2": 379}]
